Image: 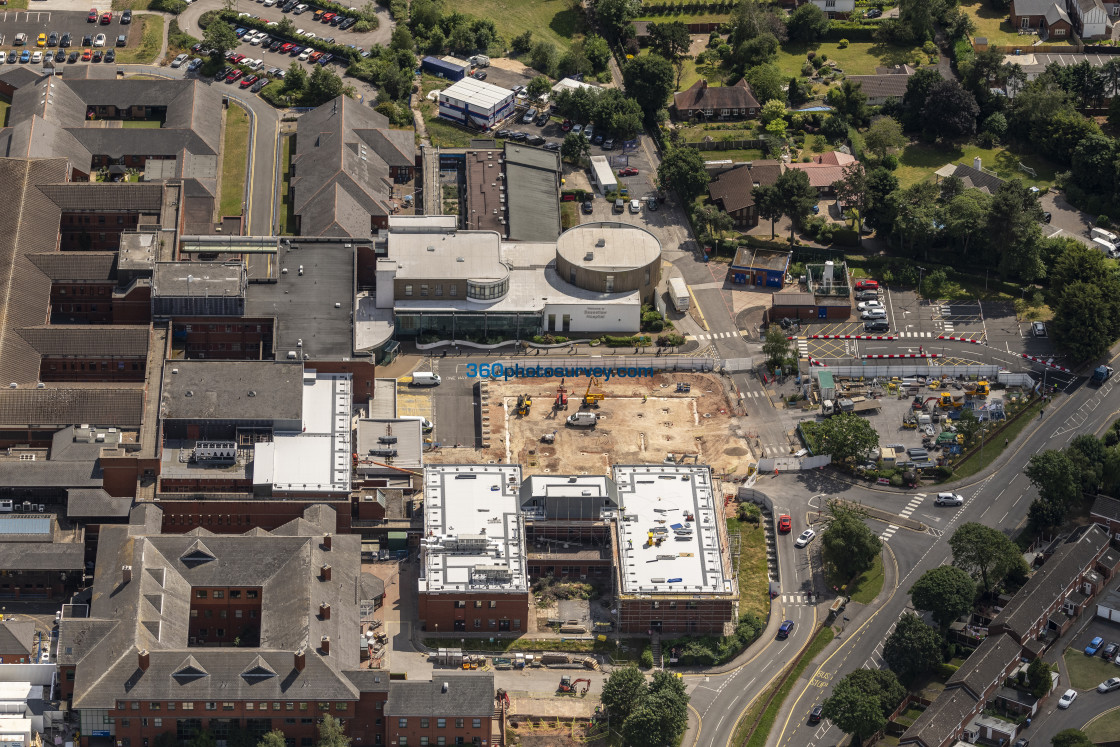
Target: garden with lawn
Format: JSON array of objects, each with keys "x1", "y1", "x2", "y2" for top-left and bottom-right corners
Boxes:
[
  {"x1": 959, "y1": 0, "x2": 1076, "y2": 46},
  {"x1": 466, "y1": 0, "x2": 580, "y2": 51},
  {"x1": 894, "y1": 141, "x2": 1059, "y2": 189},
  {"x1": 774, "y1": 40, "x2": 929, "y2": 79}
]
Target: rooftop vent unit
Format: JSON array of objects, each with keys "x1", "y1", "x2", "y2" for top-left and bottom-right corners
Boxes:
[
  {"x1": 596, "y1": 238, "x2": 605, "y2": 247},
  {"x1": 584, "y1": 252, "x2": 594, "y2": 261},
  {"x1": 378, "y1": 436, "x2": 398, "y2": 444},
  {"x1": 369, "y1": 448, "x2": 398, "y2": 458}
]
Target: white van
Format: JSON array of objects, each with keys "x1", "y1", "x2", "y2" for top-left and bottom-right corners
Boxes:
[
  {"x1": 1092, "y1": 237, "x2": 1117, "y2": 256},
  {"x1": 566, "y1": 411, "x2": 598, "y2": 427},
  {"x1": 399, "y1": 415, "x2": 434, "y2": 432},
  {"x1": 410, "y1": 371, "x2": 441, "y2": 387},
  {"x1": 1091, "y1": 227, "x2": 1118, "y2": 244}
]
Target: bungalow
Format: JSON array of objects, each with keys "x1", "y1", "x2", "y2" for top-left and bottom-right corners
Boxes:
[
  {"x1": 1011, "y1": 0, "x2": 1075, "y2": 36},
  {"x1": 785, "y1": 151, "x2": 857, "y2": 196},
  {"x1": 674, "y1": 79, "x2": 761, "y2": 121},
  {"x1": 845, "y1": 66, "x2": 914, "y2": 105},
  {"x1": 707, "y1": 161, "x2": 782, "y2": 229},
  {"x1": 934, "y1": 158, "x2": 1006, "y2": 195}
]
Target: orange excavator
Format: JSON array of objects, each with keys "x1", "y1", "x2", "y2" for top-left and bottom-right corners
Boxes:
[{"x1": 558, "y1": 676, "x2": 591, "y2": 696}]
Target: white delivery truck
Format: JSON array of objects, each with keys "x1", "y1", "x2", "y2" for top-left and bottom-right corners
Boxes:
[
  {"x1": 410, "y1": 372, "x2": 441, "y2": 386},
  {"x1": 668, "y1": 277, "x2": 690, "y2": 312},
  {"x1": 470, "y1": 54, "x2": 490, "y2": 67},
  {"x1": 1091, "y1": 227, "x2": 1118, "y2": 244},
  {"x1": 1092, "y1": 237, "x2": 1117, "y2": 257}
]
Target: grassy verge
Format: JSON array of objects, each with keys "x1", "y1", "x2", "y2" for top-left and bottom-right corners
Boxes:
[
  {"x1": 848, "y1": 553, "x2": 885, "y2": 605},
  {"x1": 115, "y1": 14, "x2": 164, "y2": 64},
  {"x1": 731, "y1": 626, "x2": 836, "y2": 747},
  {"x1": 420, "y1": 637, "x2": 639, "y2": 661},
  {"x1": 219, "y1": 105, "x2": 251, "y2": 217},
  {"x1": 5, "y1": 0, "x2": 28, "y2": 9},
  {"x1": 0, "y1": 95, "x2": 11, "y2": 128},
  {"x1": 951, "y1": 398, "x2": 1045, "y2": 480},
  {"x1": 895, "y1": 141, "x2": 1059, "y2": 190},
  {"x1": 728, "y1": 517, "x2": 770, "y2": 618},
  {"x1": 112, "y1": 0, "x2": 152, "y2": 9},
  {"x1": 422, "y1": 104, "x2": 476, "y2": 148},
  {"x1": 560, "y1": 201, "x2": 579, "y2": 230},
  {"x1": 122, "y1": 120, "x2": 161, "y2": 128},
  {"x1": 1085, "y1": 706, "x2": 1120, "y2": 742},
  {"x1": 1063, "y1": 646, "x2": 1115, "y2": 690},
  {"x1": 461, "y1": 0, "x2": 580, "y2": 52},
  {"x1": 279, "y1": 133, "x2": 296, "y2": 235}
]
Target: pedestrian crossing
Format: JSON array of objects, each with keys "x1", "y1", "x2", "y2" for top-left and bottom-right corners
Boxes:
[
  {"x1": 879, "y1": 524, "x2": 900, "y2": 541},
  {"x1": 897, "y1": 331, "x2": 935, "y2": 338},
  {"x1": 943, "y1": 322, "x2": 954, "y2": 333},
  {"x1": 760, "y1": 443, "x2": 787, "y2": 455},
  {"x1": 689, "y1": 331, "x2": 742, "y2": 341},
  {"x1": 780, "y1": 593, "x2": 814, "y2": 605},
  {"x1": 898, "y1": 493, "x2": 926, "y2": 520},
  {"x1": 797, "y1": 339, "x2": 809, "y2": 357},
  {"x1": 742, "y1": 390, "x2": 764, "y2": 398}
]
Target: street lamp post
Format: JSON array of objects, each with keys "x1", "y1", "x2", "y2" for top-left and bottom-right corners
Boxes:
[{"x1": 917, "y1": 266, "x2": 927, "y2": 299}]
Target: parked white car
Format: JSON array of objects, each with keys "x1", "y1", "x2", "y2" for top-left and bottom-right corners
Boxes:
[
  {"x1": 794, "y1": 528, "x2": 816, "y2": 548},
  {"x1": 298, "y1": 48, "x2": 312, "y2": 61},
  {"x1": 857, "y1": 300, "x2": 884, "y2": 312},
  {"x1": 170, "y1": 52, "x2": 189, "y2": 67},
  {"x1": 93, "y1": 33, "x2": 106, "y2": 47},
  {"x1": 1058, "y1": 689, "x2": 1077, "y2": 708}
]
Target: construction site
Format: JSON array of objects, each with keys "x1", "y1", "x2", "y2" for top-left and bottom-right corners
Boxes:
[{"x1": 431, "y1": 372, "x2": 752, "y2": 477}]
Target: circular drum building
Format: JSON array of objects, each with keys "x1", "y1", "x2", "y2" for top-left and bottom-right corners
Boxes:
[{"x1": 555, "y1": 221, "x2": 662, "y2": 300}]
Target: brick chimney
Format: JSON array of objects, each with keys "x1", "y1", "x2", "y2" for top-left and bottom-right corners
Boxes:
[
  {"x1": 319, "y1": 603, "x2": 331, "y2": 620},
  {"x1": 323, "y1": 534, "x2": 332, "y2": 551},
  {"x1": 294, "y1": 648, "x2": 306, "y2": 672},
  {"x1": 138, "y1": 649, "x2": 149, "y2": 671},
  {"x1": 321, "y1": 564, "x2": 332, "y2": 581},
  {"x1": 121, "y1": 565, "x2": 132, "y2": 585},
  {"x1": 320, "y1": 636, "x2": 330, "y2": 655}
]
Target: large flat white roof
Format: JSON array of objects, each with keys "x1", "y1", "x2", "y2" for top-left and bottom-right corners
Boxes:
[
  {"x1": 613, "y1": 465, "x2": 733, "y2": 597},
  {"x1": 394, "y1": 266, "x2": 639, "y2": 313},
  {"x1": 421, "y1": 465, "x2": 527, "y2": 595},
  {"x1": 441, "y1": 77, "x2": 514, "y2": 108}
]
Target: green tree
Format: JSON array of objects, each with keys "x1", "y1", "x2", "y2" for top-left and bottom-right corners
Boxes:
[
  {"x1": 285, "y1": 60, "x2": 309, "y2": 94},
  {"x1": 949, "y1": 522, "x2": 1022, "y2": 595},
  {"x1": 1026, "y1": 449, "x2": 1082, "y2": 509},
  {"x1": 584, "y1": 34, "x2": 611, "y2": 72},
  {"x1": 308, "y1": 65, "x2": 346, "y2": 105},
  {"x1": 1052, "y1": 730, "x2": 1094, "y2": 747},
  {"x1": 624, "y1": 54, "x2": 675, "y2": 120},
  {"x1": 863, "y1": 116, "x2": 907, "y2": 159},
  {"x1": 883, "y1": 613, "x2": 942, "y2": 685},
  {"x1": 822, "y1": 670, "x2": 906, "y2": 742},
  {"x1": 816, "y1": 413, "x2": 879, "y2": 464},
  {"x1": 527, "y1": 75, "x2": 552, "y2": 101},
  {"x1": 389, "y1": 26, "x2": 414, "y2": 51},
  {"x1": 560, "y1": 132, "x2": 591, "y2": 163},
  {"x1": 759, "y1": 98, "x2": 787, "y2": 125},
  {"x1": 511, "y1": 30, "x2": 533, "y2": 55},
  {"x1": 1026, "y1": 658, "x2": 1052, "y2": 698},
  {"x1": 648, "y1": 21, "x2": 690, "y2": 62},
  {"x1": 276, "y1": 17, "x2": 296, "y2": 37},
  {"x1": 623, "y1": 690, "x2": 688, "y2": 747},
  {"x1": 921, "y1": 78, "x2": 979, "y2": 141},
  {"x1": 257, "y1": 732, "x2": 287, "y2": 747},
  {"x1": 530, "y1": 40, "x2": 558, "y2": 77},
  {"x1": 763, "y1": 324, "x2": 791, "y2": 367},
  {"x1": 827, "y1": 78, "x2": 868, "y2": 125},
  {"x1": 203, "y1": 20, "x2": 239, "y2": 60},
  {"x1": 601, "y1": 666, "x2": 646, "y2": 723},
  {"x1": 786, "y1": 2, "x2": 830, "y2": 43},
  {"x1": 833, "y1": 162, "x2": 870, "y2": 244},
  {"x1": 901, "y1": 67, "x2": 944, "y2": 132},
  {"x1": 746, "y1": 64, "x2": 786, "y2": 107},
  {"x1": 956, "y1": 408, "x2": 982, "y2": 447},
  {"x1": 899, "y1": 0, "x2": 939, "y2": 40},
  {"x1": 774, "y1": 168, "x2": 817, "y2": 242},
  {"x1": 593, "y1": 0, "x2": 641, "y2": 39},
  {"x1": 733, "y1": 32, "x2": 779, "y2": 70},
  {"x1": 864, "y1": 167, "x2": 900, "y2": 231},
  {"x1": 821, "y1": 500, "x2": 882, "y2": 582},
  {"x1": 943, "y1": 190, "x2": 991, "y2": 255},
  {"x1": 1051, "y1": 280, "x2": 1120, "y2": 363},
  {"x1": 909, "y1": 565, "x2": 974, "y2": 632},
  {"x1": 657, "y1": 146, "x2": 710, "y2": 200},
  {"x1": 317, "y1": 716, "x2": 350, "y2": 747},
  {"x1": 753, "y1": 183, "x2": 783, "y2": 239}
]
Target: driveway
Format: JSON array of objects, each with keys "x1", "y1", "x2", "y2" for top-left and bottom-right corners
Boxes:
[{"x1": 1041, "y1": 190, "x2": 1094, "y2": 246}]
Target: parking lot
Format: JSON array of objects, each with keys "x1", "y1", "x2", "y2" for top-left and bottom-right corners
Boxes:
[
  {"x1": 0, "y1": 10, "x2": 137, "y2": 54},
  {"x1": 1066, "y1": 618, "x2": 1120, "y2": 690}
]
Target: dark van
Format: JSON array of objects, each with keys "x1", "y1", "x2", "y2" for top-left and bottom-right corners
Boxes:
[{"x1": 864, "y1": 319, "x2": 889, "y2": 332}]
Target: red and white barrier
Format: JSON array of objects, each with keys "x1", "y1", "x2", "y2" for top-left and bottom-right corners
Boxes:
[
  {"x1": 808, "y1": 357, "x2": 828, "y2": 367},
  {"x1": 862, "y1": 354, "x2": 943, "y2": 359},
  {"x1": 809, "y1": 334, "x2": 898, "y2": 341},
  {"x1": 1020, "y1": 353, "x2": 1072, "y2": 373},
  {"x1": 937, "y1": 335, "x2": 984, "y2": 344}
]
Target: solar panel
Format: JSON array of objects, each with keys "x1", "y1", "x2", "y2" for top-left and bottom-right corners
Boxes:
[{"x1": 0, "y1": 516, "x2": 50, "y2": 535}]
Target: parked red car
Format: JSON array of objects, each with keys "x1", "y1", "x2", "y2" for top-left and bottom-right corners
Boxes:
[
  {"x1": 321, "y1": 12, "x2": 335, "y2": 21},
  {"x1": 778, "y1": 514, "x2": 792, "y2": 533},
  {"x1": 561, "y1": 119, "x2": 571, "y2": 132},
  {"x1": 88, "y1": 8, "x2": 99, "y2": 22},
  {"x1": 239, "y1": 74, "x2": 259, "y2": 88},
  {"x1": 618, "y1": 166, "x2": 639, "y2": 176},
  {"x1": 280, "y1": 42, "x2": 294, "y2": 52},
  {"x1": 225, "y1": 69, "x2": 244, "y2": 82},
  {"x1": 100, "y1": 11, "x2": 113, "y2": 24},
  {"x1": 854, "y1": 279, "x2": 880, "y2": 291}
]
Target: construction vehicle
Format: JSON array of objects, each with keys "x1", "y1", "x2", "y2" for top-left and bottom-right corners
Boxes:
[
  {"x1": 558, "y1": 676, "x2": 591, "y2": 696},
  {"x1": 517, "y1": 394, "x2": 532, "y2": 416},
  {"x1": 581, "y1": 377, "x2": 604, "y2": 408},
  {"x1": 553, "y1": 384, "x2": 569, "y2": 410},
  {"x1": 963, "y1": 381, "x2": 990, "y2": 398},
  {"x1": 939, "y1": 392, "x2": 964, "y2": 409},
  {"x1": 541, "y1": 431, "x2": 557, "y2": 444},
  {"x1": 913, "y1": 396, "x2": 940, "y2": 411}
]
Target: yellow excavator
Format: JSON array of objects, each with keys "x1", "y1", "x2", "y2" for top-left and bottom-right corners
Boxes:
[
  {"x1": 516, "y1": 394, "x2": 532, "y2": 416},
  {"x1": 582, "y1": 377, "x2": 604, "y2": 408}
]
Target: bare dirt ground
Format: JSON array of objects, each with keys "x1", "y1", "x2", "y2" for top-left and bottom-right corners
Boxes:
[{"x1": 427, "y1": 372, "x2": 752, "y2": 476}]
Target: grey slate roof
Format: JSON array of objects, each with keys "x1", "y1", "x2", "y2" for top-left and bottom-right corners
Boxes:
[
  {"x1": 38, "y1": 182, "x2": 164, "y2": 213},
  {"x1": 945, "y1": 633, "x2": 1022, "y2": 700},
  {"x1": 846, "y1": 73, "x2": 913, "y2": 100},
  {"x1": 900, "y1": 687, "x2": 978, "y2": 746},
  {"x1": 66, "y1": 489, "x2": 133, "y2": 519},
  {"x1": 16, "y1": 326, "x2": 150, "y2": 358},
  {"x1": 0, "y1": 387, "x2": 145, "y2": 427},
  {"x1": 292, "y1": 96, "x2": 415, "y2": 238},
  {"x1": 1013, "y1": 0, "x2": 1064, "y2": 15},
  {"x1": 64, "y1": 504, "x2": 367, "y2": 709},
  {"x1": 386, "y1": 673, "x2": 495, "y2": 717},
  {"x1": 27, "y1": 252, "x2": 117, "y2": 281},
  {"x1": 0, "y1": 541, "x2": 85, "y2": 571},
  {"x1": 0, "y1": 460, "x2": 101, "y2": 489},
  {"x1": 708, "y1": 161, "x2": 783, "y2": 214},
  {"x1": 992, "y1": 524, "x2": 1111, "y2": 641},
  {"x1": 504, "y1": 143, "x2": 562, "y2": 243},
  {"x1": 1092, "y1": 494, "x2": 1120, "y2": 522},
  {"x1": 0, "y1": 621, "x2": 35, "y2": 657},
  {"x1": 1046, "y1": 3, "x2": 1072, "y2": 24},
  {"x1": 937, "y1": 162, "x2": 1006, "y2": 195},
  {"x1": 160, "y1": 360, "x2": 304, "y2": 423},
  {"x1": 674, "y1": 78, "x2": 760, "y2": 113}
]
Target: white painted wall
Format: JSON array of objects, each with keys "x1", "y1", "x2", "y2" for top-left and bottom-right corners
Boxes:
[
  {"x1": 811, "y1": 0, "x2": 856, "y2": 12},
  {"x1": 542, "y1": 301, "x2": 641, "y2": 333}
]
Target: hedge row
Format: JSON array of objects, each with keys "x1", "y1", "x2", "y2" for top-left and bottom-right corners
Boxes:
[
  {"x1": 216, "y1": 11, "x2": 361, "y2": 64},
  {"x1": 638, "y1": 0, "x2": 736, "y2": 15},
  {"x1": 821, "y1": 20, "x2": 882, "y2": 43}
]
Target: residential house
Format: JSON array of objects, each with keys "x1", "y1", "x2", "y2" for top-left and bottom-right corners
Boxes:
[
  {"x1": 1011, "y1": 0, "x2": 1075, "y2": 36},
  {"x1": 785, "y1": 151, "x2": 857, "y2": 196},
  {"x1": 845, "y1": 66, "x2": 914, "y2": 105},
  {"x1": 810, "y1": 0, "x2": 855, "y2": 18},
  {"x1": 1092, "y1": 494, "x2": 1120, "y2": 537},
  {"x1": 1068, "y1": 0, "x2": 1112, "y2": 37},
  {"x1": 707, "y1": 161, "x2": 782, "y2": 229},
  {"x1": 934, "y1": 158, "x2": 1006, "y2": 195},
  {"x1": 673, "y1": 79, "x2": 761, "y2": 120}
]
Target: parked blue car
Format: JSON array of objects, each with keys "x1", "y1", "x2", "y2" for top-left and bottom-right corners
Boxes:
[
  {"x1": 19, "y1": 50, "x2": 30, "y2": 63},
  {"x1": 1087, "y1": 636, "x2": 1105, "y2": 656}
]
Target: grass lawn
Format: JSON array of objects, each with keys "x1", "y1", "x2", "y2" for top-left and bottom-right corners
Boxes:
[
  {"x1": 115, "y1": 14, "x2": 164, "y2": 64},
  {"x1": 421, "y1": 103, "x2": 475, "y2": 148},
  {"x1": 111, "y1": 0, "x2": 152, "y2": 8},
  {"x1": 1063, "y1": 646, "x2": 1116, "y2": 690},
  {"x1": 1086, "y1": 706, "x2": 1120, "y2": 742},
  {"x1": 698, "y1": 147, "x2": 767, "y2": 163},
  {"x1": 678, "y1": 123, "x2": 759, "y2": 142},
  {"x1": 950, "y1": 398, "x2": 1044, "y2": 480},
  {"x1": 219, "y1": 105, "x2": 251, "y2": 218},
  {"x1": 466, "y1": 0, "x2": 580, "y2": 52},
  {"x1": 895, "y1": 141, "x2": 1060, "y2": 190},
  {"x1": 775, "y1": 41, "x2": 926, "y2": 80},
  {"x1": 5, "y1": 0, "x2": 28, "y2": 9},
  {"x1": 121, "y1": 120, "x2": 161, "y2": 129},
  {"x1": 279, "y1": 134, "x2": 296, "y2": 236},
  {"x1": 560, "y1": 201, "x2": 579, "y2": 230},
  {"x1": 728, "y1": 517, "x2": 770, "y2": 619},
  {"x1": 848, "y1": 553, "x2": 885, "y2": 605},
  {"x1": 734, "y1": 627, "x2": 836, "y2": 747},
  {"x1": 960, "y1": 0, "x2": 1076, "y2": 47},
  {"x1": 0, "y1": 95, "x2": 10, "y2": 128}
]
